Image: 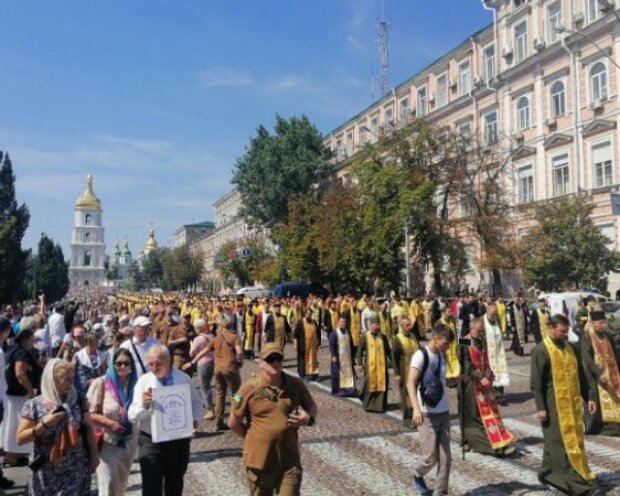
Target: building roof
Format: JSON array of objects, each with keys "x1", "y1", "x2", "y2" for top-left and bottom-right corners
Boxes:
[
  {"x1": 75, "y1": 175, "x2": 102, "y2": 212},
  {"x1": 185, "y1": 220, "x2": 215, "y2": 228}
]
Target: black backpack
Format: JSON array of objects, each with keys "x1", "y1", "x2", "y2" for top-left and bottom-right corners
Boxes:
[{"x1": 418, "y1": 347, "x2": 444, "y2": 408}]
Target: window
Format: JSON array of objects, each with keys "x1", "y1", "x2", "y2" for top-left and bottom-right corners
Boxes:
[
  {"x1": 346, "y1": 131, "x2": 354, "y2": 156},
  {"x1": 515, "y1": 22, "x2": 528, "y2": 63},
  {"x1": 85, "y1": 214, "x2": 91, "y2": 225},
  {"x1": 588, "y1": 0, "x2": 601, "y2": 22},
  {"x1": 550, "y1": 80, "x2": 566, "y2": 117},
  {"x1": 336, "y1": 139, "x2": 343, "y2": 160},
  {"x1": 518, "y1": 165, "x2": 534, "y2": 203},
  {"x1": 459, "y1": 60, "x2": 471, "y2": 96},
  {"x1": 84, "y1": 232, "x2": 90, "y2": 242},
  {"x1": 514, "y1": 0, "x2": 526, "y2": 6},
  {"x1": 484, "y1": 45, "x2": 496, "y2": 82},
  {"x1": 399, "y1": 97, "x2": 409, "y2": 124},
  {"x1": 598, "y1": 223, "x2": 616, "y2": 251},
  {"x1": 547, "y1": 1, "x2": 563, "y2": 44},
  {"x1": 417, "y1": 87, "x2": 428, "y2": 117},
  {"x1": 592, "y1": 139, "x2": 613, "y2": 188},
  {"x1": 590, "y1": 62, "x2": 608, "y2": 102},
  {"x1": 384, "y1": 107, "x2": 394, "y2": 133},
  {"x1": 517, "y1": 96, "x2": 531, "y2": 130},
  {"x1": 436, "y1": 74, "x2": 448, "y2": 107},
  {"x1": 84, "y1": 250, "x2": 92, "y2": 267},
  {"x1": 370, "y1": 115, "x2": 379, "y2": 142},
  {"x1": 358, "y1": 123, "x2": 367, "y2": 145},
  {"x1": 552, "y1": 154, "x2": 570, "y2": 196},
  {"x1": 460, "y1": 196, "x2": 475, "y2": 217},
  {"x1": 458, "y1": 121, "x2": 472, "y2": 141},
  {"x1": 484, "y1": 111, "x2": 498, "y2": 143}
]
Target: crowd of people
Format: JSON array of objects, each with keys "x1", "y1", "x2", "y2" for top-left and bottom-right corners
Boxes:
[{"x1": 0, "y1": 289, "x2": 614, "y2": 495}]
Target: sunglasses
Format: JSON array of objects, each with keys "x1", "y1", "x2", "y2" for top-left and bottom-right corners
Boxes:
[
  {"x1": 264, "y1": 354, "x2": 283, "y2": 364},
  {"x1": 115, "y1": 361, "x2": 132, "y2": 368}
]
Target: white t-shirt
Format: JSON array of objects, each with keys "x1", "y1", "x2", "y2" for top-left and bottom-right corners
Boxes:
[{"x1": 410, "y1": 347, "x2": 449, "y2": 414}]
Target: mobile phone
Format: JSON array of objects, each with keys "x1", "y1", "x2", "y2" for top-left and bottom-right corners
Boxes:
[{"x1": 52, "y1": 405, "x2": 66, "y2": 414}]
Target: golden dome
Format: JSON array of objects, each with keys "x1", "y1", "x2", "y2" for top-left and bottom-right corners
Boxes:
[
  {"x1": 145, "y1": 228, "x2": 158, "y2": 253},
  {"x1": 75, "y1": 175, "x2": 102, "y2": 211}
]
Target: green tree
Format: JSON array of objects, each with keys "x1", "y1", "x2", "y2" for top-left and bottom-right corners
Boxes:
[
  {"x1": 232, "y1": 115, "x2": 332, "y2": 235},
  {"x1": 31, "y1": 233, "x2": 69, "y2": 302},
  {"x1": 142, "y1": 250, "x2": 164, "y2": 288},
  {"x1": 160, "y1": 246, "x2": 204, "y2": 291},
  {"x1": 519, "y1": 196, "x2": 620, "y2": 292},
  {"x1": 0, "y1": 152, "x2": 30, "y2": 303},
  {"x1": 216, "y1": 237, "x2": 275, "y2": 289}
]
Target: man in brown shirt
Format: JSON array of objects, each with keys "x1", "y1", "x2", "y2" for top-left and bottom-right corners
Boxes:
[
  {"x1": 151, "y1": 305, "x2": 179, "y2": 346},
  {"x1": 192, "y1": 313, "x2": 243, "y2": 430},
  {"x1": 229, "y1": 342, "x2": 317, "y2": 496}
]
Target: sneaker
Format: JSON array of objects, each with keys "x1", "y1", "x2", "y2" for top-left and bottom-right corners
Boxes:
[{"x1": 413, "y1": 475, "x2": 431, "y2": 496}]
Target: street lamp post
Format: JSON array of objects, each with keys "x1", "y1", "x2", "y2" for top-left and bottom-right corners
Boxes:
[{"x1": 555, "y1": 25, "x2": 620, "y2": 72}]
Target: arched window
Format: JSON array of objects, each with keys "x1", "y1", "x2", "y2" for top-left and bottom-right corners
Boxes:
[
  {"x1": 85, "y1": 214, "x2": 91, "y2": 225},
  {"x1": 550, "y1": 81, "x2": 566, "y2": 117},
  {"x1": 84, "y1": 250, "x2": 91, "y2": 266},
  {"x1": 590, "y1": 62, "x2": 608, "y2": 102},
  {"x1": 84, "y1": 232, "x2": 90, "y2": 242},
  {"x1": 517, "y1": 96, "x2": 530, "y2": 130}
]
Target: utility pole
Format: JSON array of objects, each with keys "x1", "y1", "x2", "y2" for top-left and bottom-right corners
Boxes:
[{"x1": 378, "y1": 0, "x2": 389, "y2": 97}]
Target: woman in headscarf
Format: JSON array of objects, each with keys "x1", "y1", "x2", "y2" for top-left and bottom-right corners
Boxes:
[
  {"x1": 87, "y1": 348, "x2": 138, "y2": 495},
  {"x1": 16, "y1": 358, "x2": 98, "y2": 495}
]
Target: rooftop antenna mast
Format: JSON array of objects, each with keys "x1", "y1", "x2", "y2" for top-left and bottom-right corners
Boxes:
[{"x1": 378, "y1": 0, "x2": 389, "y2": 97}]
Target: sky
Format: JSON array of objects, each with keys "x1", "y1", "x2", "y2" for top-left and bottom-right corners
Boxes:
[{"x1": 0, "y1": 0, "x2": 490, "y2": 257}]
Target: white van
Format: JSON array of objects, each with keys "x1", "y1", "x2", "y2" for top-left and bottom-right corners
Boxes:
[
  {"x1": 538, "y1": 291, "x2": 610, "y2": 342},
  {"x1": 234, "y1": 286, "x2": 273, "y2": 299}
]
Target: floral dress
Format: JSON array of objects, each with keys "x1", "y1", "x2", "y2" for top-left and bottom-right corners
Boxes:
[{"x1": 20, "y1": 395, "x2": 91, "y2": 495}]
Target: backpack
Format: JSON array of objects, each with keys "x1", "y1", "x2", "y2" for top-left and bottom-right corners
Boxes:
[{"x1": 418, "y1": 347, "x2": 444, "y2": 408}]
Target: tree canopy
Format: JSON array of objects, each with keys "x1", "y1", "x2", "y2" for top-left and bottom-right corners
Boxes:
[
  {"x1": 519, "y1": 196, "x2": 620, "y2": 292},
  {"x1": 232, "y1": 115, "x2": 332, "y2": 234},
  {"x1": 0, "y1": 152, "x2": 30, "y2": 303},
  {"x1": 30, "y1": 233, "x2": 69, "y2": 302}
]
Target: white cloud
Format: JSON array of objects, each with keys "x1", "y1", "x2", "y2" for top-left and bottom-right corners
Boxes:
[
  {"x1": 197, "y1": 66, "x2": 254, "y2": 88},
  {"x1": 346, "y1": 34, "x2": 368, "y2": 53}
]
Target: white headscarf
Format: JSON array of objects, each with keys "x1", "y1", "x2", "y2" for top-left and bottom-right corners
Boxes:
[{"x1": 41, "y1": 358, "x2": 78, "y2": 411}]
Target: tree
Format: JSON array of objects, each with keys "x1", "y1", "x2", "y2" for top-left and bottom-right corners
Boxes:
[
  {"x1": 30, "y1": 233, "x2": 69, "y2": 302},
  {"x1": 232, "y1": 115, "x2": 332, "y2": 235},
  {"x1": 216, "y1": 237, "x2": 275, "y2": 289},
  {"x1": 142, "y1": 250, "x2": 164, "y2": 288},
  {"x1": 0, "y1": 152, "x2": 30, "y2": 303},
  {"x1": 442, "y1": 134, "x2": 518, "y2": 294},
  {"x1": 519, "y1": 196, "x2": 620, "y2": 292},
  {"x1": 160, "y1": 247, "x2": 204, "y2": 291}
]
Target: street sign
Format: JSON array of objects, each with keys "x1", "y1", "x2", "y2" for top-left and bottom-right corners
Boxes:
[{"x1": 242, "y1": 248, "x2": 251, "y2": 258}]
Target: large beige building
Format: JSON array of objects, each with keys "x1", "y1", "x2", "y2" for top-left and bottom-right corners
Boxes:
[
  {"x1": 324, "y1": 0, "x2": 620, "y2": 294},
  {"x1": 189, "y1": 189, "x2": 271, "y2": 288}
]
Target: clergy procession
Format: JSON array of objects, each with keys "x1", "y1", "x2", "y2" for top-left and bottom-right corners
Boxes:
[{"x1": 1, "y1": 290, "x2": 620, "y2": 495}]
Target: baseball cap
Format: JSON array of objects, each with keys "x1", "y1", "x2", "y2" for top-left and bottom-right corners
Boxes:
[
  {"x1": 133, "y1": 316, "x2": 152, "y2": 328},
  {"x1": 259, "y1": 343, "x2": 284, "y2": 360}
]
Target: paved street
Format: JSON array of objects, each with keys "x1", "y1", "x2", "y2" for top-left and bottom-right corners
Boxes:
[{"x1": 5, "y1": 335, "x2": 620, "y2": 495}]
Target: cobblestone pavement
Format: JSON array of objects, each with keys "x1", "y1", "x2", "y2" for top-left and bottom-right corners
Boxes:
[{"x1": 5, "y1": 336, "x2": 620, "y2": 495}]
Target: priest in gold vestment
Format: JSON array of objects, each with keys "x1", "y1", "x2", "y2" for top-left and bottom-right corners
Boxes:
[
  {"x1": 356, "y1": 312, "x2": 391, "y2": 412},
  {"x1": 531, "y1": 314, "x2": 600, "y2": 496}
]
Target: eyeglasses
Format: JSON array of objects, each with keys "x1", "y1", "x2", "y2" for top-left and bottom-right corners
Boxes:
[
  {"x1": 115, "y1": 361, "x2": 131, "y2": 368},
  {"x1": 264, "y1": 354, "x2": 283, "y2": 364}
]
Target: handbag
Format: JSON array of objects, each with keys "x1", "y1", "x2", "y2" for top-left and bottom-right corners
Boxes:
[{"x1": 419, "y1": 347, "x2": 444, "y2": 408}]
